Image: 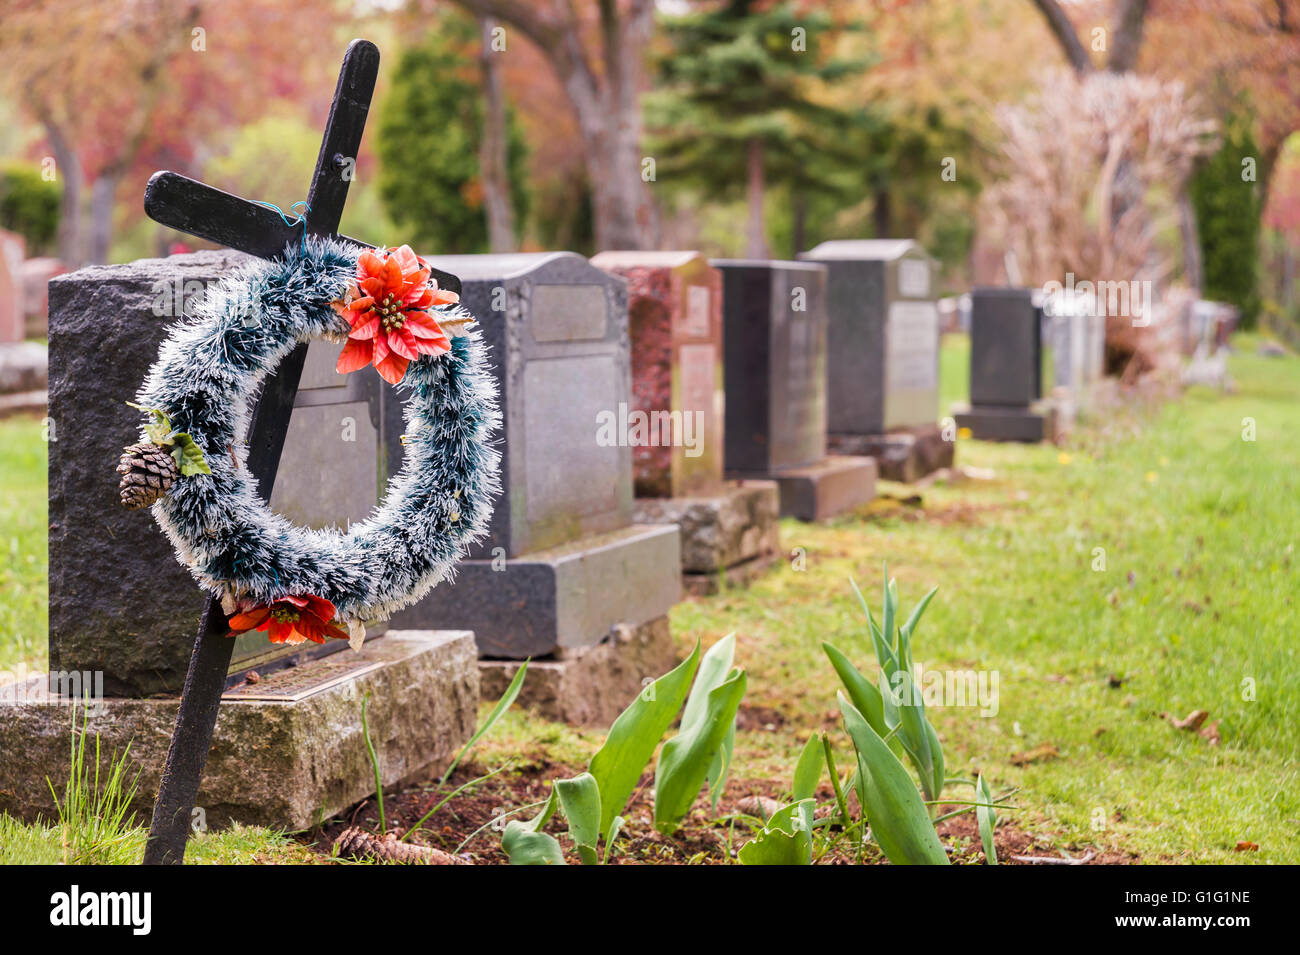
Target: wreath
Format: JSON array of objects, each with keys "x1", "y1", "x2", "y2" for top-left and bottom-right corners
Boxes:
[{"x1": 117, "y1": 238, "x2": 500, "y2": 649}]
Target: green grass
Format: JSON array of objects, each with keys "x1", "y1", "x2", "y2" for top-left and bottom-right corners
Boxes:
[
  {"x1": 1, "y1": 337, "x2": 1296, "y2": 864},
  {"x1": 0, "y1": 414, "x2": 48, "y2": 673},
  {"x1": 668, "y1": 333, "x2": 1300, "y2": 863}
]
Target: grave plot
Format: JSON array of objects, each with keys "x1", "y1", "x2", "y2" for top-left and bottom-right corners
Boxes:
[
  {"x1": 953, "y1": 287, "x2": 1059, "y2": 443},
  {"x1": 389, "y1": 251, "x2": 684, "y2": 726},
  {"x1": 798, "y1": 239, "x2": 954, "y2": 483},
  {"x1": 592, "y1": 250, "x2": 780, "y2": 594},
  {"x1": 0, "y1": 40, "x2": 483, "y2": 865},
  {"x1": 712, "y1": 258, "x2": 878, "y2": 521}
]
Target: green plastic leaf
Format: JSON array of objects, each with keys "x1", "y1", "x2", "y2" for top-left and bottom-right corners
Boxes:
[
  {"x1": 737, "y1": 799, "x2": 815, "y2": 866},
  {"x1": 839, "y1": 694, "x2": 949, "y2": 866},
  {"x1": 128, "y1": 403, "x2": 175, "y2": 446},
  {"x1": 502, "y1": 820, "x2": 565, "y2": 865},
  {"x1": 588, "y1": 641, "x2": 701, "y2": 841},
  {"x1": 976, "y1": 773, "x2": 998, "y2": 865},
  {"x1": 442, "y1": 660, "x2": 529, "y2": 784},
  {"x1": 654, "y1": 665, "x2": 748, "y2": 833},
  {"x1": 555, "y1": 772, "x2": 602, "y2": 865},
  {"x1": 792, "y1": 734, "x2": 823, "y2": 802},
  {"x1": 171, "y1": 433, "x2": 211, "y2": 476}
]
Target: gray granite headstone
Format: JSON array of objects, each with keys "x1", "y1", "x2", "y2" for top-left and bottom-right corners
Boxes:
[
  {"x1": 798, "y1": 239, "x2": 939, "y2": 434},
  {"x1": 48, "y1": 252, "x2": 388, "y2": 695},
  {"x1": 711, "y1": 259, "x2": 828, "y2": 475},
  {"x1": 385, "y1": 252, "x2": 633, "y2": 559},
  {"x1": 387, "y1": 252, "x2": 681, "y2": 658}
]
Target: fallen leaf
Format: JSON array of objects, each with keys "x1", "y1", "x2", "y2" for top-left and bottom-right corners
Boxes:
[
  {"x1": 736, "y1": 796, "x2": 781, "y2": 821},
  {"x1": 1166, "y1": 709, "x2": 1209, "y2": 732},
  {"x1": 1010, "y1": 743, "x2": 1060, "y2": 766},
  {"x1": 1199, "y1": 720, "x2": 1221, "y2": 745},
  {"x1": 1235, "y1": 841, "x2": 1259, "y2": 852}
]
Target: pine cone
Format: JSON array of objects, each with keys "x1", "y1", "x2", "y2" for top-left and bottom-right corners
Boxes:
[
  {"x1": 333, "y1": 827, "x2": 470, "y2": 865},
  {"x1": 117, "y1": 442, "x2": 179, "y2": 509}
]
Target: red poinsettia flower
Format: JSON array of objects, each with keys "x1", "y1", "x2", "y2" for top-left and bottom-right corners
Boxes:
[
  {"x1": 226, "y1": 594, "x2": 349, "y2": 645},
  {"x1": 334, "y1": 245, "x2": 459, "y2": 385}
]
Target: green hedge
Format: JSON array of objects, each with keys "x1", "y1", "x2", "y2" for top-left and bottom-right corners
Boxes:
[
  {"x1": 0, "y1": 161, "x2": 61, "y2": 255},
  {"x1": 1190, "y1": 120, "x2": 1262, "y2": 328}
]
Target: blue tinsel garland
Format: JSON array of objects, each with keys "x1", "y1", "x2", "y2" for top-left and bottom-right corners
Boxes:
[{"x1": 134, "y1": 237, "x2": 501, "y2": 636}]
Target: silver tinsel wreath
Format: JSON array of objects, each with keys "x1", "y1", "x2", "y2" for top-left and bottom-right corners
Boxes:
[{"x1": 133, "y1": 237, "x2": 501, "y2": 640}]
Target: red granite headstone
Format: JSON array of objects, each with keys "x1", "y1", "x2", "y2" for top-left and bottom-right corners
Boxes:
[
  {"x1": 593, "y1": 250, "x2": 724, "y2": 498},
  {"x1": 0, "y1": 230, "x2": 27, "y2": 343}
]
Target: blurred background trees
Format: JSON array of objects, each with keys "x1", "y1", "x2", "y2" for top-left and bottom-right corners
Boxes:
[{"x1": 0, "y1": 0, "x2": 1296, "y2": 329}]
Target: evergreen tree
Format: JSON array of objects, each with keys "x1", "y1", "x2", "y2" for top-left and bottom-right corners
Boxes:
[
  {"x1": 1191, "y1": 115, "x2": 1262, "y2": 327},
  {"x1": 647, "y1": 0, "x2": 868, "y2": 257},
  {"x1": 377, "y1": 15, "x2": 529, "y2": 255}
]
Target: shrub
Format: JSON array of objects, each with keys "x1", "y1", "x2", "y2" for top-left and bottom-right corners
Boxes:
[{"x1": 0, "y1": 161, "x2": 61, "y2": 254}]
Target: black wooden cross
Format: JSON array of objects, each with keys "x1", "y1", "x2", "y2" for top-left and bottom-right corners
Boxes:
[{"x1": 139, "y1": 39, "x2": 458, "y2": 865}]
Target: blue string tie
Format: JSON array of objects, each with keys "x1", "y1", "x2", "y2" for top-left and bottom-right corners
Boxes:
[{"x1": 253, "y1": 199, "x2": 312, "y2": 255}]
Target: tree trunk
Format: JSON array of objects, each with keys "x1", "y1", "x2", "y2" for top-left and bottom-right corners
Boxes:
[
  {"x1": 448, "y1": 0, "x2": 654, "y2": 251},
  {"x1": 43, "y1": 120, "x2": 82, "y2": 266},
  {"x1": 1178, "y1": 192, "x2": 1202, "y2": 293},
  {"x1": 88, "y1": 171, "x2": 119, "y2": 265},
  {"x1": 478, "y1": 16, "x2": 515, "y2": 253},
  {"x1": 746, "y1": 138, "x2": 767, "y2": 258},
  {"x1": 873, "y1": 187, "x2": 892, "y2": 239},
  {"x1": 791, "y1": 190, "x2": 807, "y2": 258}
]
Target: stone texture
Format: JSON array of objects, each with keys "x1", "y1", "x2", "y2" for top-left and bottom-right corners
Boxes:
[
  {"x1": 632, "y1": 479, "x2": 778, "y2": 574},
  {"x1": 48, "y1": 250, "x2": 393, "y2": 692},
  {"x1": 392, "y1": 523, "x2": 682, "y2": 658},
  {"x1": 0, "y1": 631, "x2": 478, "y2": 830},
  {"x1": 48, "y1": 251, "x2": 251, "y2": 695},
  {"x1": 478, "y1": 616, "x2": 679, "y2": 726},
  {"x1": 829, "y1": 425, "x2": 955, "y2": 484},
  {"x1": 591, "y1": 251, "x2": 725, "y2": 498},
  {"x1": 397, "y1": 252, "x2": 633, "y2": 560},
  {"x1": 765, "y1": 455, "x2": 878, "y2": 522},
  {"x1": 953, "y1": 402, "x2": 1058, "y2": 443},
  {"x1": 711, "y1": 259, "x2": 829, "y2": 475},
  {"x1": 798, "y1": 239, "x2": 940, "y2": 433}
]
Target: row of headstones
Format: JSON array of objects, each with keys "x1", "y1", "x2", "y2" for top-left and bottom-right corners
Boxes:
[{"x1": 48, "y1": 240, "x2": 955, "y2": 693}]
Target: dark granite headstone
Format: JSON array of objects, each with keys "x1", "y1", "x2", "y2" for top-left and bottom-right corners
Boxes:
[
  {"x1": 47, "y1": 252, "x2": 389, "y2": 695},
  {"x1": 711, "y1": 259, "x2": 876, "y2": 520},
  {"x1": 954, "y1": 286, "x2": 1055, "y2": 442},
  {"x1": 590, "y1": 250, "x2": 724, "y2": 498},
  {"x1": 969, "y1": 287, "x2": 1041, "y2": 406},
  {"x1": 389, "y1": 252, "x2": 680, "y2": 657}
]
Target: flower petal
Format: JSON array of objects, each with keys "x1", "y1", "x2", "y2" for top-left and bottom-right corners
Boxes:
[
  {"x1": 432, "y1": 289, "x2": 460, "y2": 306},
  {"x1": 348, "y1": 315, "x2": 380, "y2": 340},
  {"x1": 303, "y1": 594, "x2": 337, "y2": 623},
  {"x1": 336, "y1": 336, "x2": 374, "y2": 375},
  {"x1": 375, "y1": 351, "x2": 410, "y2": 385},
  {"x1": 227, "y1": 607, "x2": 271, "y2": 633},
  {"x1": 388, "y1": 327, "x2": 419, "y2": 361}
]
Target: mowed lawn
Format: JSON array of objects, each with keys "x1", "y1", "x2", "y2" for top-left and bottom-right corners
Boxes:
[
  {"x1": 1, "y1": 334, "x2": 1296, "y2": 863},
  {"x1": 668, "y1": 333, "x2": 1300, "y2": 864}
]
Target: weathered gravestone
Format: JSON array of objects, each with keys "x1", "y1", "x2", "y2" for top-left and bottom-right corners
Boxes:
[
  {"x1": 388, "y1": 252, "x2": 682, "y2": 726},
  {"x1": 711, "y1": 259, "x2": 877, "y2": 520},
  {"x1": 798, "y1": 239, "x2": 953, "y2": 482},
  {"x1": 953, "y1": 286, "x2": 1057, "y2": 442},
  {"x1": 592, "y1": 250, "x2": 780, "y2": 594},
  {"x1": 0, "y1": 41, "x2": 478, "y2": 861}
]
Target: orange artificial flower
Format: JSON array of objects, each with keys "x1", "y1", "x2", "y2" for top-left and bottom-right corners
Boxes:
[
  {"x1": 334, "y1": 245, "x2": 458, "y2": 385},
  {"x1": 226, "y1": 594, "x2": 349, "y2": 645}
]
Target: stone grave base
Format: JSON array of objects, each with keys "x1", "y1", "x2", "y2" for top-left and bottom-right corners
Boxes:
[
  {"x1": 953, "y1": 402, "x2": 1059, "y2": 443},
  {"x1": 392, "y1": 523, "x2": 682, "y2": 658},
  {"x1": 828, "y1": 425, "x2": 955, "y2": 483},
  {"x1": 479, "y1": 616, "x2": 680, "y2": 726},
  {"x1": 729, "y1": 455, "x2": 877, "y2": 522},
  {"x1": 632, "y1": 480, "x2": 780, "y2": 595},
  {"x1": 0, "y1": 630, "x2": 477, "y2": 831}
]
